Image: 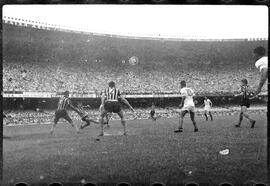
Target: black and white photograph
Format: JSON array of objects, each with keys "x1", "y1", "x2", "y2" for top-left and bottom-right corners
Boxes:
[{"x1": 2, "y1": 5, "x2": 268, "y2": 185}]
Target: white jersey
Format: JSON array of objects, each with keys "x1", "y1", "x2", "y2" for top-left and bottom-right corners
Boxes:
[
  {"x1": 255, "y1": 56, "x2": 268, "y2": 72},
  {"x1": 180, "y1": 87, "x2": 195, "y2": 107},
  {"x1": 204, "y1": 99, "x2": 212, "y2": 110}
]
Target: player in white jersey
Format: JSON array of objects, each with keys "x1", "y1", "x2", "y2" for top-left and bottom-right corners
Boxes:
[
  {"x1": 202, "y1": 96, "x2": 213, "y2": 121},
  {"x1": 252, "y1": 46, "x2": 268, "y2": 97},
  {"x1": 174, "y1": 81, "x2": 198, "y2": 133}
]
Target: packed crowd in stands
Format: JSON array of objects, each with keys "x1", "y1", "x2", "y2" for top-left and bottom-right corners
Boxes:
[
  {"x1": 3, "y1": 59, "x2": 267, "y2": 94},
  {"x1": 3, "y1": 23, "x2": 268, "y2": 95}
]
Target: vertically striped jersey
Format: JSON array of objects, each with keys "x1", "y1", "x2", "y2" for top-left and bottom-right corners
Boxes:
[
  {"x1": 57, "y1": 96, "x2": 71, "y2": 110},
  {"x1": 240, "y1": 85, "x2": 253, "y2": 99},
  {"x1": 104, "y1": 87, "x2": 121, "y2": 102}
]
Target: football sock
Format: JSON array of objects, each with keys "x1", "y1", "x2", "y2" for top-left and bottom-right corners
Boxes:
[
  {"x1": 209, "y1": 112, "x2": 213, "y2": 120},
  {"x1": 238, "y1": 112, "x2": 243, "y2": 125},
  {"x1": 204, "y1": 114, "x2": 208, "y2": 120}
]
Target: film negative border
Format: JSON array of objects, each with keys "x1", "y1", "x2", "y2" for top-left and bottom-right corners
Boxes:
[
  {"x1": 1, "y1": 0, "x2": 270, "y2": 4},
  {"x1": 10, "y1": 182, "x2": 269, "y2": 186}
]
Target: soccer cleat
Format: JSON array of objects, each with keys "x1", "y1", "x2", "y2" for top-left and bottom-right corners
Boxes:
[
  {"x1": 194, "y1": 128, "x2": 198, "y2": 132},
  {"x1": 251, "y1": 120, "x2": 256, "y2": 128},
  {"x1": 174, "y1": 129, "x2": 183, "y2": 133}
]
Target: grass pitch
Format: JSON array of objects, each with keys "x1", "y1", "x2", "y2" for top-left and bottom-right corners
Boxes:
[{"x1": 3, "y1": 114, "x2": 268, "y2": 185}]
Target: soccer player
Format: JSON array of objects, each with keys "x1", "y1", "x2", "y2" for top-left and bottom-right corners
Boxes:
[
  {"x1": 202, "y1": 96, "x2": 213, "y2": 121},
  {"x1": 252, "y1": 46, "x2": 268, "y2": 97},
  {"x1": 174, "y1": 81, "x2": 198, "y2": 133},
  {"x1": 50, "y1": 91, "x2": 79, "y2": 134},
  {"x1": 234, "y1": 79, "x2": 256, "y2": 128},
  {"x1": 76, "y1": 103, "x2": 99, "y2": 129},
  {"x1": 150, "y1": 103, "x2": 157, "y2": 121},
  {"x1": 99, "y1": 81, "x2": 135, "y2": 136}
]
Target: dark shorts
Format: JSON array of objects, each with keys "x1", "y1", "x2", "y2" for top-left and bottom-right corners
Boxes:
[
  {"x1": 150, "y1": 110, "x2": 155, "y2": 117},
  {"x1": 104, "y1": 101, "x2": 121, "y2": 113},
  {"x1": 81, "y1": 115, "x2": 90, "y2": 122},
  {"x1": 240, "y1": 99, "x2": 250, "y2": 108},
  {"x1": 54, "y1": 110, "x2": 72, "y2": 123}
]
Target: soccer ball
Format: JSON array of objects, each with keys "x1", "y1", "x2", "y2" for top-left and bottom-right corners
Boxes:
[{"x1": 129, "y1": 56, "x2": 139, "y2": 65}]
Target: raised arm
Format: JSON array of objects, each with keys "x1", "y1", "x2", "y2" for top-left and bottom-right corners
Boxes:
[
  {"x1": 255, "y1": 68, "x2": 268, "y2": 95},
  {"x1": 68, "y1": 99, "x2": 79, "y2": 112},
  {"x1": 120, "y1": 95, "x2": 135, "y2": 112},
  {"x1": 99, "y1": 92, "x2": 106, "y2": 111},
  {"x1": 210, "y1": 100, "x2": 213, "y2": 107},
  {"x1": 179, "y1": 96, "x2": 185, "y2": 108}
]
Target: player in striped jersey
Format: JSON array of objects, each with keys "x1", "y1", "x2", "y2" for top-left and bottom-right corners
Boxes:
[
  {"x1": 234, "y1": 79, "x2": 256, "y2": 128},
  {"x1": 252, "y1": 46, "x2": 268, "y2": 97},
  {"x1": 50, "y1": 91, "x2": 79, "y2": 134},
  {"x1": 99, "y1": 81, "x2": 135, "y2": 136},
  {"x1": 174, "y1": 81, "x2": 198, "y2": 133},
  {"x1": 75, "y1": 103, "x2": 99, "y2": 129}
]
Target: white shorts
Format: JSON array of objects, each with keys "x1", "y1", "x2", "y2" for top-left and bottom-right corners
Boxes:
[
  {"x1": 182, "y1": 105, "x2": 195, "y2": 112},
  {"x1": 204, "y1": 106, "x2": 211, "y2": 112}
]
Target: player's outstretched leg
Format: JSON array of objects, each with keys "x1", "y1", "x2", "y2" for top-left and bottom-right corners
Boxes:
[
  {"x1": 190, "y1": 111, "x2": 198, "y2": 132},
  {"x1": 204, "y1": 110, "x2": 208, "y2": 121},
  {"x1": 104, "y1": 114, "x2": 110, "y2": 128},
  {"x1": 241, "y1": 106, "x2": 256, "y2": 128},
  {"x1": 175, "y1": 110, "x2": 187, "y2": 133},
  {"x1": 63, "y1": 113, "x2": 79, "y2": 133},
  {"x1": 50, "y1": 117, "x2": 58, "y2": 135},
  {"x1": 50, "y1": 111, "x2": 60, "y2": 135},
  {"x1": 80, "y1": 118, "x2": 91, "y2": 129},
  {"x1": 118, "y1": 111, "x2": 127, "y2": 135},
  {"x1": 88, "y1": 119, "x2": 99, "y2": 124},
  {"x1": 81, "y1": 117, "x2": 100, "y2": 129},
  {"x1": 99, "y1": 117, "x2": 104, "y2": 136},
  {"x1": 69, "y1": 120, "x2": 79, "y2": 133},
  {"x1": 235, "y1": 110, "x2": 244, "y2": 128},
  {"x1": 66, "y1": 117, "x2": 79, "y2": 133},
  {"x1": 98, "y1": 111, "x2": 108, "y2": 136},
  {"x1": 209, "y1": 112, "x2": 213, "y2": 121}
]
